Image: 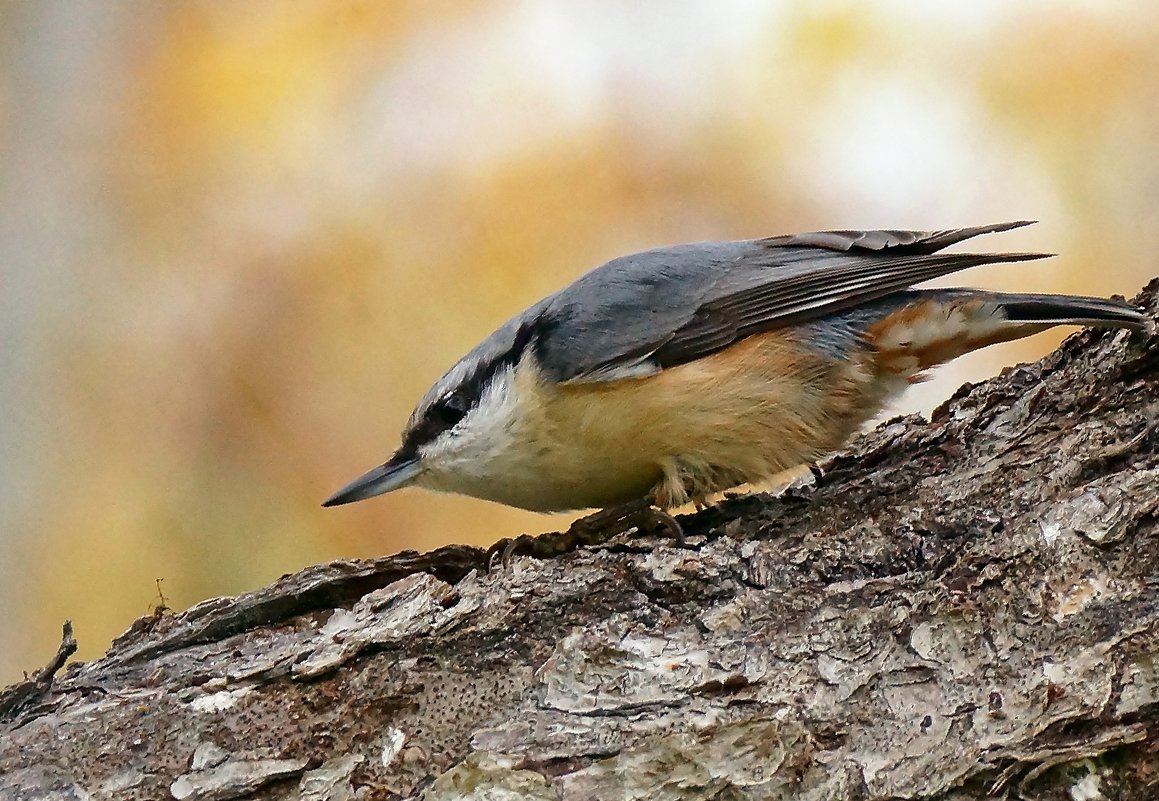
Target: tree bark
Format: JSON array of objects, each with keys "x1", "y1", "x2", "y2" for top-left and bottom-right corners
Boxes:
[{"x1": 4, "y1": 281, "x2": 1159, "y2": 801}]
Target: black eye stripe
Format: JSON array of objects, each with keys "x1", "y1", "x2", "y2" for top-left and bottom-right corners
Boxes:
[
  {"x1": 400, "y1": 319, "x2": 543, "y2": 456},
  {"x1": 399, "y1": 394, "x2": 468, "y2": 455},
  {"x1": 427, "y1": 322, "x2": 534, "y2": 429}
]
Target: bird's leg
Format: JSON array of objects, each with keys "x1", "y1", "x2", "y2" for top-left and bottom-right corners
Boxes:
[{"x1": 486, "y1": 495, "x2": 684, "y2": 569}]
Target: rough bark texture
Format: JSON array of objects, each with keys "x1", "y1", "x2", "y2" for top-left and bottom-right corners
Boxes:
[{"x1": 4, "y1": 281, "x2": 1159, "y2": 801}]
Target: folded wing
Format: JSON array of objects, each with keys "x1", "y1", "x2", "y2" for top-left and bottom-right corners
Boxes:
[{"x1": 543, "y1": 221, "x2": 1050, "y2": 382}]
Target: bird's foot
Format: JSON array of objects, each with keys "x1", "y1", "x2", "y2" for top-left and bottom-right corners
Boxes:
[
  {"x1": 485, "y1": 498, "x2": 683, "y2": 569},
  {"x1": 569, "y1": 499, "x2": 684, "y2": 547}
]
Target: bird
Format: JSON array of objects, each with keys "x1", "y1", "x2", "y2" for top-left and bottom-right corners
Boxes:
[{"x1": 323, "y1": 221, "x2": 1146, "y2": 544}]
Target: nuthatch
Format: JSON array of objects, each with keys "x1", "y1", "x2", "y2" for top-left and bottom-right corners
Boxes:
[{"x1": 324, "y1": 222, "x2": 1145, "y2": 519}]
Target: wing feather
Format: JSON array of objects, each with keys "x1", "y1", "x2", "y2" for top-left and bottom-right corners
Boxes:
[
  {"x1": 537, "y1": 223, "x2": 1048, "y2": 383},
  {"x1": 649, "y1": 252, "x2": 1050, "y2": 369}
]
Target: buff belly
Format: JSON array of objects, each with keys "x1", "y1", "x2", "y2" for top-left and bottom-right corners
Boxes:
[{"x1": 420, "y1": 329, "x2": 901, "y2": 512}]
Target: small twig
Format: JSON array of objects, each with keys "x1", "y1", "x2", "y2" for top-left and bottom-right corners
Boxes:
[{"x1": 0, "y1": 620, "x2": 78, "y2": 723}]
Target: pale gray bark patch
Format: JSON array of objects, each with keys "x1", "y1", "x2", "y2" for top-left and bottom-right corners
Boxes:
[{"x1": 3, "y1": 281, "x2": 1158, "y2": 801}]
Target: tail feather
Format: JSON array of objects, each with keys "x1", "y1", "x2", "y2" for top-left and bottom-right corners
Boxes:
[
  {"x1": 865, "y1": 289, "x2": 1147, "y2": 376},
  {"x1": 993, "y1": 292, "x2": 1148, "y2": 331}
]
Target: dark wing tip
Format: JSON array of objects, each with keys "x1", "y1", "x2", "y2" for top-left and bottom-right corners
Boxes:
[
  {"x1": 768, "y1": 220, "x2": 1039, "y2": 255},
  {"x1": 991, "y1": 251, "x2": 1055, "y2": 261},
  {"x1": 984, "y1": 219, "x2": 1037, "y2": 232}
]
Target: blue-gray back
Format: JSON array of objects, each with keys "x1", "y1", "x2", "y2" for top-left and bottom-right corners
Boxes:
[{"x1": 408, "y1": 222, "x2": 1045, "y2": 429}]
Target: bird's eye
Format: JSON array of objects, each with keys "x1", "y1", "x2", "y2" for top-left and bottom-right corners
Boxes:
[{"x1": 433, "y1": 395, "x2": 468, "y2": 429}]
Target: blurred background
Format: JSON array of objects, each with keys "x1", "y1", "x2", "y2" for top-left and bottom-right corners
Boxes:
[{"x1": 2, "y1": 0, "x2": 1157, "y2": 682}]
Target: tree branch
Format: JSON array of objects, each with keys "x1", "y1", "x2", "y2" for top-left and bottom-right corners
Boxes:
[{"x1": 3, "y1": 281, "x2": 1159, "y2": 801}]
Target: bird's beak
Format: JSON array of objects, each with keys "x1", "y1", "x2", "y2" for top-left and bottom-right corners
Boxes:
[{"x1": 322, "y1": 454, "x2": 421, "y2": 507}]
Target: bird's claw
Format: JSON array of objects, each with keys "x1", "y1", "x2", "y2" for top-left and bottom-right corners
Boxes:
[{"x1": 485, "y1": 529, "x2": 584, "y2": 570}]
